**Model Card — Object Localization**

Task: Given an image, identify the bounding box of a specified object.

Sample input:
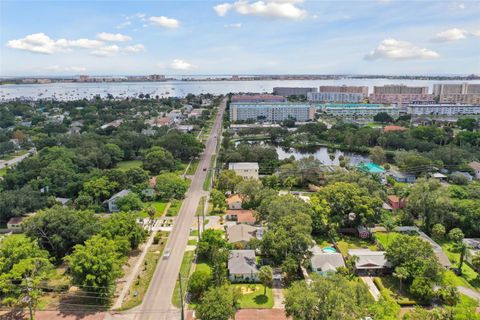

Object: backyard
[116,160,142,171]
[336,236,377,256]
[231,284,274,309]
[441,241,480,289]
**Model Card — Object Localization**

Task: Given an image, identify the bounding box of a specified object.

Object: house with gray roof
[226,224,263,246]
[228,250,259,282]
[107,189,131,212]
[348,249,392,276]
[310,247,345,275]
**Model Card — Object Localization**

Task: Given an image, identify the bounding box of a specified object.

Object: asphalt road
[131,99,226,320]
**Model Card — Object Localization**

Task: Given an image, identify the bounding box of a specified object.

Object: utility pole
[23,277,34,320]
[197,214,201,239]
[178,272,184,320]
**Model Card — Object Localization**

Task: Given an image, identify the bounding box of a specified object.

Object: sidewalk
[361,276,380,301]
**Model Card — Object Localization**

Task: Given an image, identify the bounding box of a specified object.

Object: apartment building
[373,85,428,94]
[273,87,317,96]
[433,83,480,104]
[369,93,434,105]
[407,104,480,116]
[319,85,368,96]
[307,92,365,103]
[230,102,315,122]
[231,94,287,103]
[318,103,399,119]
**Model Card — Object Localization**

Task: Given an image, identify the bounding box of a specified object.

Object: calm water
[2,79,480,101]
[276,146,370,166]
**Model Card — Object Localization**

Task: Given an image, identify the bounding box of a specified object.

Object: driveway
[458,286,480,301]
[361,277,380,301]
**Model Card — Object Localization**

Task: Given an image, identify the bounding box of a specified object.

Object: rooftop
[228,250,259,274]
[228,162,259,170]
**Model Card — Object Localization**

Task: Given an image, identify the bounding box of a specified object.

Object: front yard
[441,241,480,289]
[231,284,274,309]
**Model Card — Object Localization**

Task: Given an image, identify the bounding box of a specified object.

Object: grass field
[0,167,6,177]
[231,284,274,309]
[166,199,182,217]
[117,160,142,171]
[186,159,200,175]
[172,251,195,308]
[336,236,377,256]
[137,201,168,218]
[374,232,401,250]
[441,241,480,289]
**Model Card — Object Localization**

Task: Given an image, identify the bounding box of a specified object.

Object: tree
[114,192,143,212]
[393,266,408,292]
[448,228,464,243]
[142,146,176,175]
[259,266,273,295]
[431,224,446,241]
[65,235,123,297]
[209,189,226,212]
[215,170,242,193]
[188,269,212,301]
[83,176,118,203]
[235,179,263,208]
[196,285,239,320]
[198,229,230,263]
[456,118,477,131]
[374,112,394,123]
[285,275,372,320]
[436,285,460,306]
[145,206,156,221]
[100,212,147,253]
[369,146,386,164]
[409,277,435,303]
[23,207,100,261]
[157,131,204,161]
[155,172,189,200]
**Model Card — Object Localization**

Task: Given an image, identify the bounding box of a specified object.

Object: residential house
[469,162,480,180]
[452,171,473,182]
[432,172,447,181]
[388,170,416,183]
[228,162,259,180]
[189,108,207,118]
[348,249,392,276]
[55,197,71,207]
[225,210,256,225]
[227,194,243,210]
[310,246,345,275]
[226,224,263,246]
[100,119,123,130]
[7,217,25,231]
[175,125,194,133]
[107,189,131,213]
[228,250,259,282]
[387,195,405,210]
[463,238,480,266]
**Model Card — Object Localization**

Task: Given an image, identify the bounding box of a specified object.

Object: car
[163,249,171,259]
[203,167,207,171]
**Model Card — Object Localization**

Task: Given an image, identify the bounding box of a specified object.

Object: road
[0,148,35,169]
[126,99,225,320]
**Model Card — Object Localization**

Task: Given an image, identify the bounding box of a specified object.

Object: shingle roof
[226,224,258,243]
[228,250,259,274]
[311,252,345,271]
[226,210,256,224]
[348,249,391,269]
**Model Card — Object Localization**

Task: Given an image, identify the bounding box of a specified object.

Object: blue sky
[1,0,479,76]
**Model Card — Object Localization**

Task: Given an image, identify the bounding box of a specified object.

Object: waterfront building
[319,85,368,96]
[307,92,365,103]
[230,102,315,122]
[231,94,287,103]
[273,87,317,96]
[369,93,434,105]
[317,103,399,119]
[373,85,428,94]
[433,83,480,95]
[407,104,480,116]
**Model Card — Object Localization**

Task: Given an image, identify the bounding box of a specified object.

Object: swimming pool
[322,247,337,253]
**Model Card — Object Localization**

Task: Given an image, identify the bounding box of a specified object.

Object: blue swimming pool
[322,247,337,253]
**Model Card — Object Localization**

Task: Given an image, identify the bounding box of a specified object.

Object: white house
[228,162,259,180]
[228,250,259,282]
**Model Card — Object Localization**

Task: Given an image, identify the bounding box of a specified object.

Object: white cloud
[124,44,146,53]
[116,21,132,29]
[214,3,233,16]
[470,30,480,37]
[90,45,119,57]
[225,23,242,28]
[169,59,196,70]
[46,65,86,72]
[431,28,468,42]
[6,33,104,54]
[213,0,307,20]
[149,16,180,28]
[365,38,439,60]
[97,32,132,42]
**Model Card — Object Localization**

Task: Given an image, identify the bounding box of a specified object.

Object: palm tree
[458,243,467,275]
[393,266,408,292]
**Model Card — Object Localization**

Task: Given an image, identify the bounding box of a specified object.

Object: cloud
[213,0,307,20]
[124,44,146,53]
[97,32,131,42]
[149,16,180,28]
[365,38,439,60]
[116,21,132,29]
[169,59,196,70]
[431,28,468,42]
[6,33,103,54]
[472,30,480,37]
[225,23,242,28]
[46,65,86,72]
[90,45,119,57]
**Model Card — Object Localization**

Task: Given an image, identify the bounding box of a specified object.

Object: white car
[163,249,171,259]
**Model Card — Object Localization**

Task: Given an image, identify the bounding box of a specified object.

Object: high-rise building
[369,93,434,105]
[231,94,287,103]
[307,92,365,103]
[373,85,428,94]
[230,102,315,122]
[317,103,399,119]
[319,85,368,96]
[433,83,480,104]
[407,104,480,116]
[273,87,317,96]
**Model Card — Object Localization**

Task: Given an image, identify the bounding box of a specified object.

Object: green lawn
[117,160,142,171]
[186,159,200,175]
[231,284,274,309]
[336,236,377,256]
[441,241,480,289]
[166,199,182,217]
[375,276,418,304]
[137,201,168,218]
[0,167,6,177]
[195,262,212,274]
[374,232,401,250]
[172,251,195,308]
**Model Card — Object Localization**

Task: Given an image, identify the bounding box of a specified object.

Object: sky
[0,0,479,76]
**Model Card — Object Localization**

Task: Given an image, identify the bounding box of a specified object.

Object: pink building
[369,93,434,105]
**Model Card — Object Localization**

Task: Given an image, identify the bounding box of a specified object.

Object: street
[119,98,225,320]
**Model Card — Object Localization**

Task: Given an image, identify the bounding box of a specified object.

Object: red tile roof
[227,194,242,204]
[383,125,407,133]
[227,210,256,224]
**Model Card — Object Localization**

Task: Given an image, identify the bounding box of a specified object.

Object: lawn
[374,232,401,250]
[231,284,274,309]
[137,201,168,218]
[441,241,480,289]
[336,236,377,256]
[185,159,200,175]
[375,276,418,304]
[0,167,6,177]
[172,250,195,308]
[116,160,142,171]
[166,199,182,217]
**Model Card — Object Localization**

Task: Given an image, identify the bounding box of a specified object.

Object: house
[463,238,480,266]
[227,194,243,210]
[189,108,207,118]
[100,119,123,130]
[226,224,263,245]
[228,162,259,180]
[452,171,473,182]
[55,197,71,207]
[7,217,25,231]
[310,246,345,275]
[107,189,131,212]
[348,249,392,276]
[175,125,194,133]
[387,195,406,210]
[432,172,447,181]
[228,250,259,282]
[388,170,416,183]
[225,210,256,225]
[468,162,480,180]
